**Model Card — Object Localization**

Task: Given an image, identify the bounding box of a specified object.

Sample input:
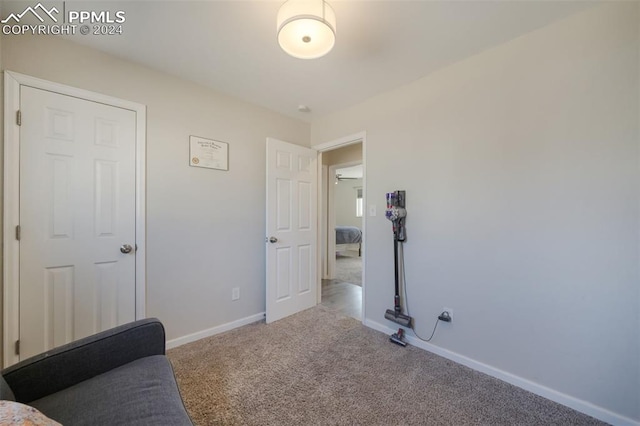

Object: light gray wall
[0,32,4,367]
[334,178,362,229]
[312,3,639,422]
[1,35,310,342]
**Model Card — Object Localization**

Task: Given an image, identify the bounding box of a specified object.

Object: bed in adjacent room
[335,226,362,256]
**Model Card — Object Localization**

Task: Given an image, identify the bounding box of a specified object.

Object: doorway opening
[318,142,363,320]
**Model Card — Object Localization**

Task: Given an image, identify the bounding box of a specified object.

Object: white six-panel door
[266,138,318,323]
[19,86,137,359]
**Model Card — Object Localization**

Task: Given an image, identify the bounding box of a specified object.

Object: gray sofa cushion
[30,355,191,426]
[3,318,166,404]
[0,376,15,401]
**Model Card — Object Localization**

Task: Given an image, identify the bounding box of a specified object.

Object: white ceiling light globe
[277,0,336,59]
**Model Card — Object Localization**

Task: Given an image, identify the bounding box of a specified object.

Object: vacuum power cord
[399,241,442,343]
[412,318,440,342]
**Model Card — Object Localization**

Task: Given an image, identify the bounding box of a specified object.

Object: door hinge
[15,340,20,355]
[15,225,21,241]
[16,110,21,126]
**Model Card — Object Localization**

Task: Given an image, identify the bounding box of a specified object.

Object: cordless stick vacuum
[384,191,412,346]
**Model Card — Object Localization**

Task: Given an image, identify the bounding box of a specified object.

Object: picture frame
[189,135,229,171]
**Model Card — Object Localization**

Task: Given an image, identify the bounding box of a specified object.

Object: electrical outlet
[442,307,453,321]
[232,287,240,301]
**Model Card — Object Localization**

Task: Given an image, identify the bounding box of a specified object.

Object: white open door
[266,138,318,323]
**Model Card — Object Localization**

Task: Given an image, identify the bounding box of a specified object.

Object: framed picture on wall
[189,135,229,171]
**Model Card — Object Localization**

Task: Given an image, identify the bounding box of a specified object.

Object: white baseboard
[364,319,639,426]
[166,312,265,350]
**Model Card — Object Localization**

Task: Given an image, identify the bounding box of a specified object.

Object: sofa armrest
[2,318,166,403]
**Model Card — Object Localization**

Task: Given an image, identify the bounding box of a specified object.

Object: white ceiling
[3,1,595,121]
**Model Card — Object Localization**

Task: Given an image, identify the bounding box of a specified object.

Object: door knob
[268,237,278,243]
[120,244,133,254]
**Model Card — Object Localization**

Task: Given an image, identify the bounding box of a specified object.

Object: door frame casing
[313,131,366,321]
[3,71,147,367]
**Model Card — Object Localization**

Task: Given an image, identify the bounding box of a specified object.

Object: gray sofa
[0,318,193,425]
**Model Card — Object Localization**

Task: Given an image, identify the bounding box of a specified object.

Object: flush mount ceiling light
[277,0,336,59]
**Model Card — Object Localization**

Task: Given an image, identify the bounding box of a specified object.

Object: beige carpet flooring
[168,306,606,426]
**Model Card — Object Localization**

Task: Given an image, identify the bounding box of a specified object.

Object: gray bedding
[336,226,362,245]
